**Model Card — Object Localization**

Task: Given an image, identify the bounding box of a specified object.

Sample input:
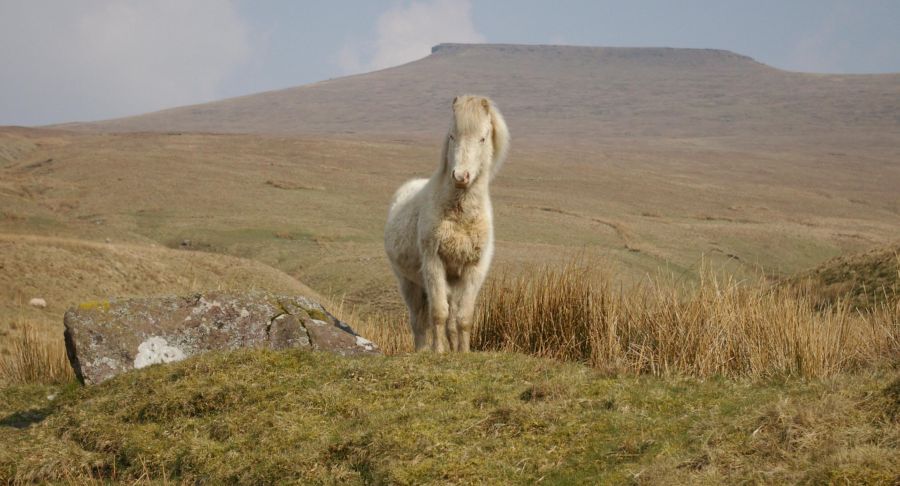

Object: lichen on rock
[133,337,186,369]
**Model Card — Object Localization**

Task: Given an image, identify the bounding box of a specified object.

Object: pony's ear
[488,100,510,180]
[481,98,490,112]
[452,96,458,109]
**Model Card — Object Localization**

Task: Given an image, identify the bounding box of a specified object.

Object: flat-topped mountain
[431,43,760,65]
[58,43,900,141]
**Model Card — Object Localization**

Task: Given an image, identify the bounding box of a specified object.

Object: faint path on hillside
[516,204,655,256]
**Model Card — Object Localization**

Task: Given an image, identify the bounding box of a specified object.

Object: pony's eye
[480,137,485,143]
[449,134,455,141]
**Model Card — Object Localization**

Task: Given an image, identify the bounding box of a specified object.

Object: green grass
[2,350,897,484]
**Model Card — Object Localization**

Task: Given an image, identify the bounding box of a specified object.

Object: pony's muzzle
[452,169,471,188]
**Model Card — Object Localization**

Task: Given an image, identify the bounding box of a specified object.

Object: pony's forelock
[449,95,510,179]
[452,95,492,135]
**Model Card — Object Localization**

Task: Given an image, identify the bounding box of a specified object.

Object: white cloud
[782,4,896,74]
[0,0,251,125]
[337,0,485,74]
[785,7,847,73]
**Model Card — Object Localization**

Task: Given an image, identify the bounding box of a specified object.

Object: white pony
[385,95,510,352]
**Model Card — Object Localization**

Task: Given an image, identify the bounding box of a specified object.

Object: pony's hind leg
[399,277,430,351]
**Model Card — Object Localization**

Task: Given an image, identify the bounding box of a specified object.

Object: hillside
[2,126,898,315]
[58,44,900,142]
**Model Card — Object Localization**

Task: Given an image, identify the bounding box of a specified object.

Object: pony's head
[442,95,510,189]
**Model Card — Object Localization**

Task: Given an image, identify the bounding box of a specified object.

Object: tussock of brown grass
[471,262,899,378]
[472,262,898,378]
[0,323,73,385]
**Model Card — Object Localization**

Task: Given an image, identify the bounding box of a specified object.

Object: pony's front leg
[422,255,450,353]
[446,284,462,352]
[454,267,487,352]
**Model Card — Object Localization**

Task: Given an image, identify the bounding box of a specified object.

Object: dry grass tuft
[0,322,73,385]
[329,300,413,355]
[472,262,899,378]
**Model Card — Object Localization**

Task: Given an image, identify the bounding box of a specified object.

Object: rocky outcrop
[64,291,379,384]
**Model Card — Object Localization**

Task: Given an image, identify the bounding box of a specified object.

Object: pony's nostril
[464,171,470,181]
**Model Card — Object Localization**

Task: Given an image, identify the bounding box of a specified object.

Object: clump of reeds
[0,322,74,385]
[471,262,899,378]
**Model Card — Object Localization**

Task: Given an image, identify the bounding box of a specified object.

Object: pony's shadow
[0,407,52,429]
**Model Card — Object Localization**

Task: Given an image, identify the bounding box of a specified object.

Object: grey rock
[64,291,379,384]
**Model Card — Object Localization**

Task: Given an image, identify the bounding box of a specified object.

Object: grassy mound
[2,350,898,484]
[787,242,900,311]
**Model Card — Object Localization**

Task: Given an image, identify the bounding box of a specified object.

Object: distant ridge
[57,43,900,141]
[430,43,760,64]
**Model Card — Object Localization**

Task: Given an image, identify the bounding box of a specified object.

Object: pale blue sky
[1,0,898,125]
